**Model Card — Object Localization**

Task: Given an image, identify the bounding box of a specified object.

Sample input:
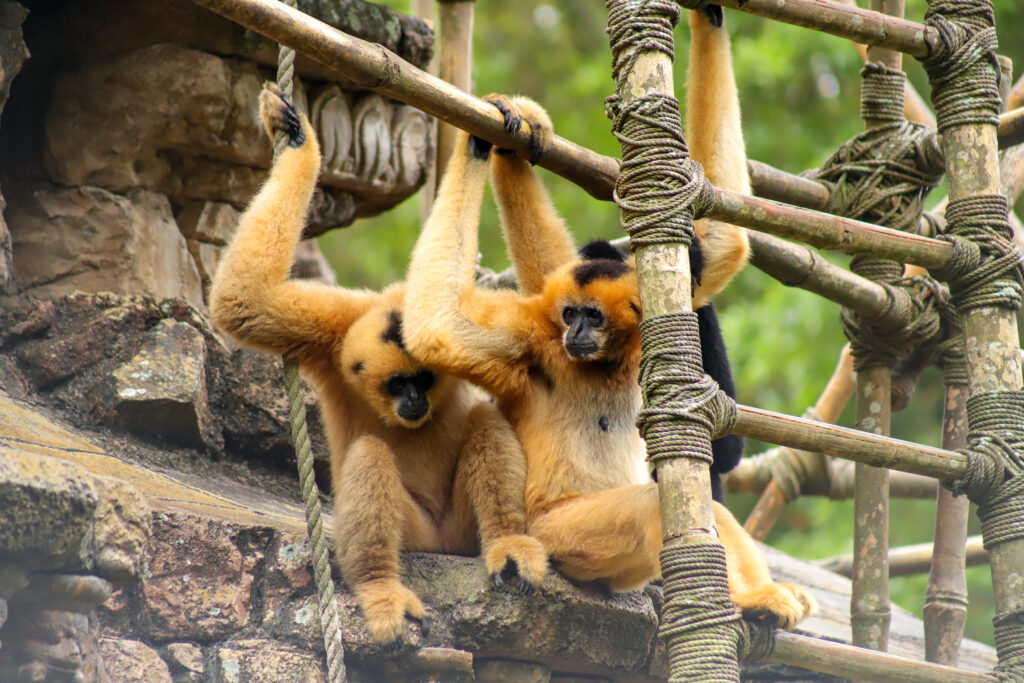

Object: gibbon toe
[778,581,818,622]
[258,83,306,148]
[482,94,522,137]
[356,579,427,646]
[485,534,548,592]
[732,582,813,631]
[481,94,553,164]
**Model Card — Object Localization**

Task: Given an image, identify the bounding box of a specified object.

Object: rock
[477,659,552,683]
[109,319,221,450]
[0,450,97,564]
[100,638,173,683]
[215,348,330,465]
[211,640,327,683]
[139,513,256,641]
[161,642,204,682]
[7,185,203,307]
[0,608,104,683]
[0,194,10,294]
[186,239,223,302]
[176,201,239,246]
[90,476,152,582]
[293,238,338,284]
[0,2,29,117]
[41,43,429,232]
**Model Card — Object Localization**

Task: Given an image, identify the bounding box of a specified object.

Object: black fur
[579,240,627,262]
[381,310,406,349]
[697,302,744,503]
[689,237,705,288]
[351,361,363,374]
[469,135,492,160]
[274,92,307,148]
[703,5,724,27]
[572,259,631,287]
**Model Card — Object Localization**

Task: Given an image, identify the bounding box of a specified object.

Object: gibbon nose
[398,385,429,421]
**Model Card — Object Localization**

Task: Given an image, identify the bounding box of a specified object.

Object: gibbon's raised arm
[686,9,751,308]
[209,96,376,361]
[403,131,534,398]
[487,96,577,295]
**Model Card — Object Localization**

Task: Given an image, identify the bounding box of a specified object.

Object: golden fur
[402,14,814,629]
[209,85,546,646]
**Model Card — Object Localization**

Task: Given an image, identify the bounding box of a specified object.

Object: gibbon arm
[488,96,577,295]
[686,9,751,308]
[209,97,376,361]
[403,131,534,399]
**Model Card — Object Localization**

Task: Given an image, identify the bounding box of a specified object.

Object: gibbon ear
[579,240,627,262]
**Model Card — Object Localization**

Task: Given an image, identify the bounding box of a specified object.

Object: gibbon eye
[583,307,604,326]
[562,307,579,324]
[384,374,407,397]
[412,369,435,392]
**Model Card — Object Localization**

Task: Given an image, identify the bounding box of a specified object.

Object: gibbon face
[542,249,642,364]
[340,305,452,428]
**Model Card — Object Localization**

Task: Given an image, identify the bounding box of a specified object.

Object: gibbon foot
[480,94,553,165]
[258,83,306,148]
[732,581,818,631]
[354,578,429,647]
[484,534,548,594]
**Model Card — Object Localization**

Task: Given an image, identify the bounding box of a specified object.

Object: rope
[273,4,346,679]
[284,358,347,682]
[604,3,749,678]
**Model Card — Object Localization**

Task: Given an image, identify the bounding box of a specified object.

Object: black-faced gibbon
[209,85,547,647]
[401,11,815,628]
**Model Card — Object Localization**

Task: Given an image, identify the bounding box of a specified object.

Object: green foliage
[319,0,1024,649]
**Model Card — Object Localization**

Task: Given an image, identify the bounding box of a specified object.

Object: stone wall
[0,0,433,309]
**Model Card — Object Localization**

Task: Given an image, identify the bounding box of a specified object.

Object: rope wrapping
[807,61,946,371]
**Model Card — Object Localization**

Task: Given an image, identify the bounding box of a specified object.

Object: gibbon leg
[446,403,548,590]
[527,483,663,591]
[333,434,435,646]
[715,501,818,630]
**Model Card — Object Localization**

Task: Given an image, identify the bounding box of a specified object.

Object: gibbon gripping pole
[273,4,346,680]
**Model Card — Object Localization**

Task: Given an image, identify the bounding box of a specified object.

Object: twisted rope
[273,4,345,679]
[284,359,346,682]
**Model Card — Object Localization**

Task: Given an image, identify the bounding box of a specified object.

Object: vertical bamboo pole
[606,3,734,680]
[435,0,474,184]
[923,1,1024,674]
[925,377,970,665]
[849,0,901,656]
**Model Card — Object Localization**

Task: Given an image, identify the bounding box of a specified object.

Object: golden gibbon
[401,11,815,628]
[209,84,547,647]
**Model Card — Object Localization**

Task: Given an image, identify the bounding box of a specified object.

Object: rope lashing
[919,0,1002,134]
[637,313,737,467]
[806,61,946,371]
[272,2,346,680]
[930,195,1024,312]
[945,391,1024,682]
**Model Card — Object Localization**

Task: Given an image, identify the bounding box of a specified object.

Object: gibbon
[209,85,547,647]
[402,11,815,628]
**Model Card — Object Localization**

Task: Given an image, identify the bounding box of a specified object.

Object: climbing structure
[184,0,1021,680]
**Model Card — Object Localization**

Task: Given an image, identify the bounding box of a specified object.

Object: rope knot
[931,195,1024,312]
[636,313,737,467]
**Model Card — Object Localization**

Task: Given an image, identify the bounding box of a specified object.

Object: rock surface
[0,2,29,294]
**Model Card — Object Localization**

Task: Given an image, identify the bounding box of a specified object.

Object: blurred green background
[320,1,1024,648]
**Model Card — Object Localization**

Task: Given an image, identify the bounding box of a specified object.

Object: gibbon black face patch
[572,259,631,287]
[381,311,406,350]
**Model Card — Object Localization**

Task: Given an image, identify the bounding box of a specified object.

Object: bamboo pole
[716,0,936,58]
[730,406,969,480]
[728,458,937,499]
[435,0,474,184]
[1011,75,1024,113]
[924,4,1024,673]
[410,0,437,224]
[849,1,902,654]
[770,632,996,682]
[999,107,1024,150]
[818,535,987,578]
